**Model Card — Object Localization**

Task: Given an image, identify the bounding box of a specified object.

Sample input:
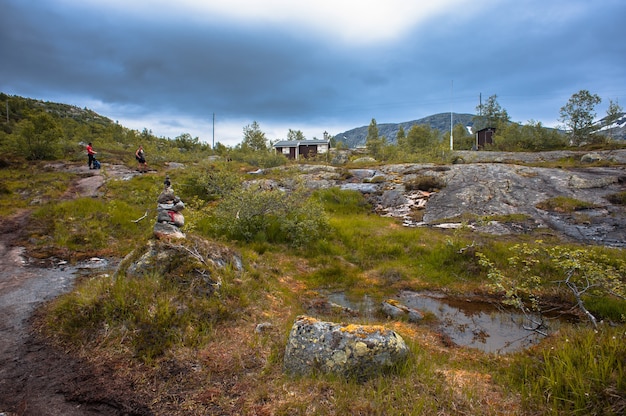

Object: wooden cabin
[273,139,331,160]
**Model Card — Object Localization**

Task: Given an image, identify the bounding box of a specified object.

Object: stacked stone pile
[153,176,186,240]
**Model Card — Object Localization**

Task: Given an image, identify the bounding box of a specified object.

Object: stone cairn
[153,175,186,240]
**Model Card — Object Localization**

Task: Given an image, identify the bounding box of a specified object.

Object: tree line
[1,90,623,167]
[362,89,624,161]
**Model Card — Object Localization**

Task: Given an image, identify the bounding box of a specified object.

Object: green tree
[494,120,566,151]
[559,89,601,146]
[241,121,268,152]
[473,94,510,131]
[366,118,379,142]
[287,129,305,141]
[15,110,64,160]
[366,136,388,160]
[174,133,200,150]
[395,126,406,144]
[604,99,623,140]
[447,123,473,150]
[403,124,440,152]
[365,118,388,160]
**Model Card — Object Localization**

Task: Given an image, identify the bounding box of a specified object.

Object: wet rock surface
[0,164,152,415]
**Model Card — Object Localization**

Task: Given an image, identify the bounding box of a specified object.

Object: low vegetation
[1,94,625,414]
[26,159,625,414]
[536,196,598,213]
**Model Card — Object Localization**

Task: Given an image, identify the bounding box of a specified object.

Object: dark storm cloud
[2,0,625,143]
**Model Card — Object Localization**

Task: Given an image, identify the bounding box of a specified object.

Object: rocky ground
[0,164,152,416]
[0,150,625,415]
[296,149,626,247]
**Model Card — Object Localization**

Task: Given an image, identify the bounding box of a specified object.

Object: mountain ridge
[332,111,626,148]
[332,113,475,148]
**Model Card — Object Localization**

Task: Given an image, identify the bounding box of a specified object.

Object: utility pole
[450,80,454,150]
[212,112,215,149]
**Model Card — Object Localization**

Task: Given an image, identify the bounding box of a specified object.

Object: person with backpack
[135,145,148,173]
[86,142,97,169]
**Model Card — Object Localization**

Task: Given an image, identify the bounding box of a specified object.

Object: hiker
[86,142,97,169]
[135,145,148,173]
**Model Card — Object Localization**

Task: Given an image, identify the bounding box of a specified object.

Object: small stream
[324,290,565,354]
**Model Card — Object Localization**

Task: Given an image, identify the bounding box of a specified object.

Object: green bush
[210,186,329,247]
[182,163,242,201]
[228,148,288,168]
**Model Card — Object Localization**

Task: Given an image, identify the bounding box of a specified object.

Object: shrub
[210,186,329,247]
[478,242,626,329]
[183,163,241,201]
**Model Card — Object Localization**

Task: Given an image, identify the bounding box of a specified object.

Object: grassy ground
[3,157,625,415]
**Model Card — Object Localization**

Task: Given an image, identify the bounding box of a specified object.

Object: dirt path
[0,164,151,416]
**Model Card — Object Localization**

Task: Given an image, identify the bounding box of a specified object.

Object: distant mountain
[333,113,475,148]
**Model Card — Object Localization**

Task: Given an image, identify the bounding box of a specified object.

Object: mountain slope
[333,113,475,148]
[0,93,113,126]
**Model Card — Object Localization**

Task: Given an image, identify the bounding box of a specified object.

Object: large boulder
[117,237,242,294]
[283,315,409,379]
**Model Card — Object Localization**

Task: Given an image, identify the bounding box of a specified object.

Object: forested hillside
[0,93,218,164]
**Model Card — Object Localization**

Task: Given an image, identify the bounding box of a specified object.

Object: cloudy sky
[2,0,625,146]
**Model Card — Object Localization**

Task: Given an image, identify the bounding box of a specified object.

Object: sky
[2,0,625,147]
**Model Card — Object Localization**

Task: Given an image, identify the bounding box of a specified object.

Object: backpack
[93,159,101,169]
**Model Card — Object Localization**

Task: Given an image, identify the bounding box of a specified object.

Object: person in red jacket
[86,142,96,169]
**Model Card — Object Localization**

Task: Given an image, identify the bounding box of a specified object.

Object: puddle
[323,290,563,354]
[397,291,553,354]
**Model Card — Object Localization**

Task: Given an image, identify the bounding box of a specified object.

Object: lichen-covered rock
[283,315,409,379]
